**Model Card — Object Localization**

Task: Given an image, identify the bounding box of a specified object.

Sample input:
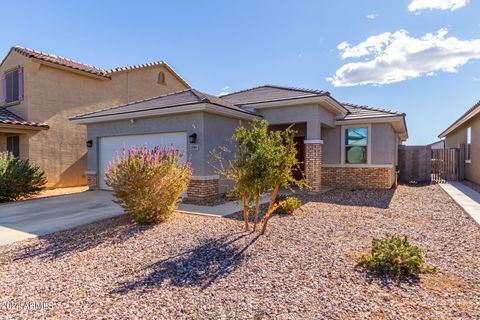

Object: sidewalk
[439,182,480,224]
[177,187,332,217]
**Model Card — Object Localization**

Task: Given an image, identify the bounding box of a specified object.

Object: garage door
[98,132,187,190]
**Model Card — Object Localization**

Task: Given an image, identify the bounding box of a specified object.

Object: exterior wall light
[189,133,197,144]
[86,140,93,148]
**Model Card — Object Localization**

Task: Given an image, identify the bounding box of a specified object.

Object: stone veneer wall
[187,178,219,198]
[322,166,396,189]
[305,142,322,193]
[86,173,97,190]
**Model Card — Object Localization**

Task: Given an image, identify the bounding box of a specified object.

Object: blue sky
[1,0,479,144]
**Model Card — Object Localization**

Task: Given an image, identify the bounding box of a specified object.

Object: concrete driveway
[0,191,123,245]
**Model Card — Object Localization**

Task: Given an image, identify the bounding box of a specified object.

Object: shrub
[105,145,192,224]
[0,151,46,202]
[275,196,301,215]
[356,236,436,280]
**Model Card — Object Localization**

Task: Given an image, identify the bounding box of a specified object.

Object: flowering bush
[0,151,46,202]
[105,145,192,224]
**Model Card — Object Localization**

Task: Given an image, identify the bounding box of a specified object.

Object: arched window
[157,71,166,85]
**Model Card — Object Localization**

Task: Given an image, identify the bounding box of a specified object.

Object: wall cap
[304,139,324,144]
[323,164,395,168]
[191,175,220,180]
[85,171,97,175]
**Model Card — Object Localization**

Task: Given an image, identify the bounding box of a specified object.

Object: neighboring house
[428,140,445,150]
[439,100,480,184]
[0,46,189,188]
[71,85,408,197]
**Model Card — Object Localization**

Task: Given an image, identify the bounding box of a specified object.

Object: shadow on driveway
[13,215,153,261]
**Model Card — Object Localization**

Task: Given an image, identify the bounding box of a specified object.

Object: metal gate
[431,148,460,183]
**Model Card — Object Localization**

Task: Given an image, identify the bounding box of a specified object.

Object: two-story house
[0,46,189,188]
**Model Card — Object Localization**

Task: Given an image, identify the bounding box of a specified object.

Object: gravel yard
[0,185,479,319]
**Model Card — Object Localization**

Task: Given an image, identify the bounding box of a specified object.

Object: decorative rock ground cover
[0,185,479,319]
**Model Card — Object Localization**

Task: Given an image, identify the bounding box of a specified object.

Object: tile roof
[340,103,404,121]
[0,108,49,128]
[220,85,329,105]
[12,46,109,78]
[7,47,190,87]
[439,100,480,137]
[71,89,256,120]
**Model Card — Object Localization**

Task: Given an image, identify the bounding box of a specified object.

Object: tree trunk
[261,131,296,235]
[242,192,249,231]
[260,184,280,234]
[253,193,260,231]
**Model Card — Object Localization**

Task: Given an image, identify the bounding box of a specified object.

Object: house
[428,140,445,150]
[439,100,480,184]
[0,46,190,188]
[71,85,408,197]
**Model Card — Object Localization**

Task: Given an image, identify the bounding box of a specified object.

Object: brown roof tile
[7,47,190,87]
[12,46,109,78]
[0,108,49,128]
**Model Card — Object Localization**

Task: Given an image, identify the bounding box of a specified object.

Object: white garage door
[98,132,187,190]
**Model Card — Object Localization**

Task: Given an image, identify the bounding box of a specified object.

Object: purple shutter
[18,67,24,100]
[1,73,5,104]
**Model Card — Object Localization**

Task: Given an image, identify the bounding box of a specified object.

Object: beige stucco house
[0,46,189,188]
[439,100,480,184]
[71,85,408,197]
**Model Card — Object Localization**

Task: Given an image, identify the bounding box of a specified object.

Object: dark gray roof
[71,89,255,120]
[0,107,48,128]
[340,103,404,121]
[220,85,329,105]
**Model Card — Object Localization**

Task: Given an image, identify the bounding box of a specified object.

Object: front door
[292,136,305,180]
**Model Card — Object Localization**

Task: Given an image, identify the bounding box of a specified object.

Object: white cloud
[328,29,480,87]
[219,91,229,96]
[366,14,376,19]
[221,85,229,90]
[408,0,469,12]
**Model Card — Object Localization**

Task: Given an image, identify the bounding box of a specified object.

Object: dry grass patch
[421,273,469,292]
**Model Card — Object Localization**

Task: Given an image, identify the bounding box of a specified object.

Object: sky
[1,0,479,145]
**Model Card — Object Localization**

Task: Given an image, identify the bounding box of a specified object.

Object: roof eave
[336,115,408,141]
[236,95,348,115]
[0,123,49,131]
[439,105,480,138]
[71,102,257,125]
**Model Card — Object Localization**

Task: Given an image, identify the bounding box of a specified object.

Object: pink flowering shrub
[105,145,192,224]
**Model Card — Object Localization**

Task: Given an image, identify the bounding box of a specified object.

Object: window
[157,71,166,85]
[6,136,19,158]
[466,127,472,162]
[2,67,23,104]
[345,127,368,164]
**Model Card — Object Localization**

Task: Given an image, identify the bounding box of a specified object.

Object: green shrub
[105,145,192,224]
[357,236,436,279]
[0,151,46,202]
[275,196,301,215]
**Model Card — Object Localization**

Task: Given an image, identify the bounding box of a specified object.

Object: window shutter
[18,67,24,100]
[1,73,5,105]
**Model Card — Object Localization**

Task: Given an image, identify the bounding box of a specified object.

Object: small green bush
[105,145,192,224]
[0,151,46,202]
[275,196,301,215]
[357,236,436,279]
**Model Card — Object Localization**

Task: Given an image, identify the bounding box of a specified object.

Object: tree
[211,119,304,233]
